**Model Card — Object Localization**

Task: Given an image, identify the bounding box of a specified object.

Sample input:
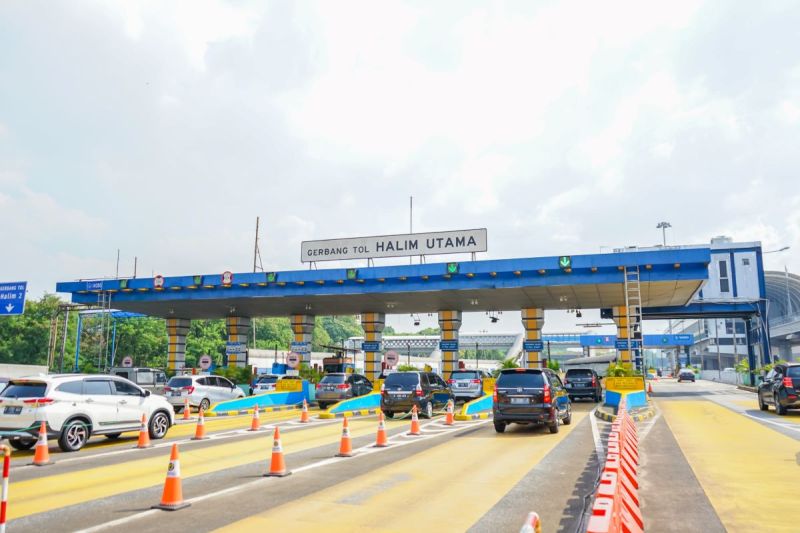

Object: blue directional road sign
[439,340,459,351]
[225,342,247,355]
[523,340,544,352]
[580,335,615,347]
[0,281,27,316]
[615,339,642,350]
[361,341,381,352]
[290,341,311,354]
[642,334,694,346]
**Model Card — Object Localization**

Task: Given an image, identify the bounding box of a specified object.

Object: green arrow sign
[446,262,459,274]
[558,256,572,269]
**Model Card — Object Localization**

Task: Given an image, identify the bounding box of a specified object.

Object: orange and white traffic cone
[374,411,389,448]
[249,406,261,431]
[152,443,190,510]
[29,421,53,466]
[647,382,653,395]
[191,408,208,440]
[264,426,291,477]
[408,405,421,436]
[299,400,310,423]
[444,399,455,426]
[336,416,354,457]
[134,413,152,448]
[182,398,191,421]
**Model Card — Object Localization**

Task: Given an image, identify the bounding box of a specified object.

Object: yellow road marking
[218,412,587,532]
[660,400,798,532]
[8,416,373,520]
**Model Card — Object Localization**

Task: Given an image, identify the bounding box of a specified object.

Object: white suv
[0,374,175,452]
[165,374,245,412]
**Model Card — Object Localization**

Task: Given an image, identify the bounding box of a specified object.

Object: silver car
[165,375,244,412]
[447,369,489,401]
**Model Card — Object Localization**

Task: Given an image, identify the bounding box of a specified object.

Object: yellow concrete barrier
[276,379,303,392]
[372,378,384,393]
[482,377,496,395]
[605,376,645,392]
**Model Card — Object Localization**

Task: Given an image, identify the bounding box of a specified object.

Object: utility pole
[409,196,413,265]
[115,249,120,278]
[59,307,70,373]
[253,216,263,272]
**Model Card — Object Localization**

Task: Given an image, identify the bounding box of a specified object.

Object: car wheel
[548,410,560,434]
[8,438,35,451]
[758,393,768,411]
[776,397,788,416]
[199,398,210,412]
[318,402,328,410]
[383,411,394,419]
[595,392,602,403]
[424,401,434,419]
[59,419,90,452]
[149,411,170,439]
[104,433,122,440]
[494,421,506,433]
[563,405,572,425]
[174,406,184,414]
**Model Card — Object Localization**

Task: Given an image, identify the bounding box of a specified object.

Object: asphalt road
[6,379,798,532]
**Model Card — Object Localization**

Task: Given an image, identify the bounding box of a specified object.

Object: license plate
[510,397,528,404]
[388,391,408,396]
[325,387,336,391]
[458,383,469,388]
[171,391,182,397]
[3,406,22,415]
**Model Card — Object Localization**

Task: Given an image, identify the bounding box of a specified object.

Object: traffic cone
[152,443,190,511]
[249,406,261,431]
[299,400,310,423]
[264,426,291,477]
[408,405,421,436]
[134,413,152,448]
[336,416,354,457]
[374,411,389,448]
[191,408,208,440]
[182,398,191,421]
[647,382,653,395]
[29,421,53,466]
[444,399,455,426]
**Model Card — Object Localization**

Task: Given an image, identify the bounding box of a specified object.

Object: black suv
[493,368,571,434]
[564,368,602,402]
[758,363,800,416]
[380,371,454,419]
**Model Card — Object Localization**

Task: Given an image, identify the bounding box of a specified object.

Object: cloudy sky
[1,1,798,333]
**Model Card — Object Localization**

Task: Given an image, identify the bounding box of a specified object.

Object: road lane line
[589,407,604,462]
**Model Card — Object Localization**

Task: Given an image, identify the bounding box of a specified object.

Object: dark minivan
[564,368,602,402]
[493,368,571,434]
[758,363,800,415]
[316,373,373,409]
[380,371,454,419]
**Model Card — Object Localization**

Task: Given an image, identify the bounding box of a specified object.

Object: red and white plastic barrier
[587,398,644,533]
[519,511,542,533]
[0,444,10,533]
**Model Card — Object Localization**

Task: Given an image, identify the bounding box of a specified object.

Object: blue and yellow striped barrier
[318,392,382,419]
[454,393,493,421]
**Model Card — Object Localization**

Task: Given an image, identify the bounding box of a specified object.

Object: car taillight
[23,398,54,406]
[336,384,350,390]
[415,385,423,397]
[447,379,455,384]
[471,379,481,384]
[316,384,322,390]
[164,386,172,392]
[783,377,793,388]
[591,376,597,387]
[183,386,195,394]
[380,383,385,392]
[492,387,497,402]
[543,384,551,404]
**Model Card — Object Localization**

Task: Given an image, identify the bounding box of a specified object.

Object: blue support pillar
[73,314,83,372]
[746,317,756,386]
[109,319,117,368]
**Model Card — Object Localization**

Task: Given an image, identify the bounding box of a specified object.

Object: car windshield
[384,373,420,388]
[680,370,693,375]
[566,369,593,377]
[450,371,479,380]
[496,372,544,388]
[786,367,800,378]
[256,376,278,384]
[0,382,47,398]
[320,375,347,383]
[167,377,193,387]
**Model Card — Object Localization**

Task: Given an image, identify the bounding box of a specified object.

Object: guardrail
[587,398,644,533]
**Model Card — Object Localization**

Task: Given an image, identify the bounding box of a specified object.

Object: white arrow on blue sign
[0,281,27,316]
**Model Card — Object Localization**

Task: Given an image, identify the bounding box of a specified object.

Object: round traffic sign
[153,275,164,289]
[121,356,133,368]
[286,352,301,369]
[199,354,212,370]
[384,350,399,367]
[221,271,233,286]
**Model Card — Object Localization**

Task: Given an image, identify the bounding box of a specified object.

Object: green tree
[113,317,167,367]
[0,293,62,366]
[318,316,364,345]
[417,327,440,335]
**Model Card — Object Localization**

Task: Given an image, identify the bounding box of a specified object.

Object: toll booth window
[114,371,130,379]
[137,370,155,385]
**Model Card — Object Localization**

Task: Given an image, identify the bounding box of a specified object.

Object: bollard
[0,444,10,533]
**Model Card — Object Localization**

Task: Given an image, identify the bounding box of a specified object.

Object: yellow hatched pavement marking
[660,400,798,533]
[217,412,587,532]
[8,417,374,520]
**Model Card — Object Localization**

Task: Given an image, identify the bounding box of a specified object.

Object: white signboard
[121,356,133,368]
[384,350,399,367]
[199,355,212,370]
[286,352,301,369]
[301,228,487,263]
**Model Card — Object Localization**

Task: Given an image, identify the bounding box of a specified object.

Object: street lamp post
[475,341,479,371]
[406,342,411,367]
[656,221,671,246]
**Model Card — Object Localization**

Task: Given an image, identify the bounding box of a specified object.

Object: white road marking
[75,419,489,533]
[589,407,605,462]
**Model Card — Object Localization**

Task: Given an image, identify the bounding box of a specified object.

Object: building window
[725,320,734,335]
[719,260,730,293]
[735,321,746,334]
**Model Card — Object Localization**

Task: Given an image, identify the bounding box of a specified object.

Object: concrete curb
[206,404,304,417]
[594,404,656,423]
[736,385,757,393]
[454,412,492,421]
[318,408,380,420]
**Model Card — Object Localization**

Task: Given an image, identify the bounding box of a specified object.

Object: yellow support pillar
[612,306,633,369]
[290,314,315,366]
[521,308,545,369]
[225,317,251,368]
[438,310,462,380]
[166,318,190,370]
[361,312,385,382]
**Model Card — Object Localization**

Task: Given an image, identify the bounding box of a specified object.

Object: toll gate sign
[0,281,27,316]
